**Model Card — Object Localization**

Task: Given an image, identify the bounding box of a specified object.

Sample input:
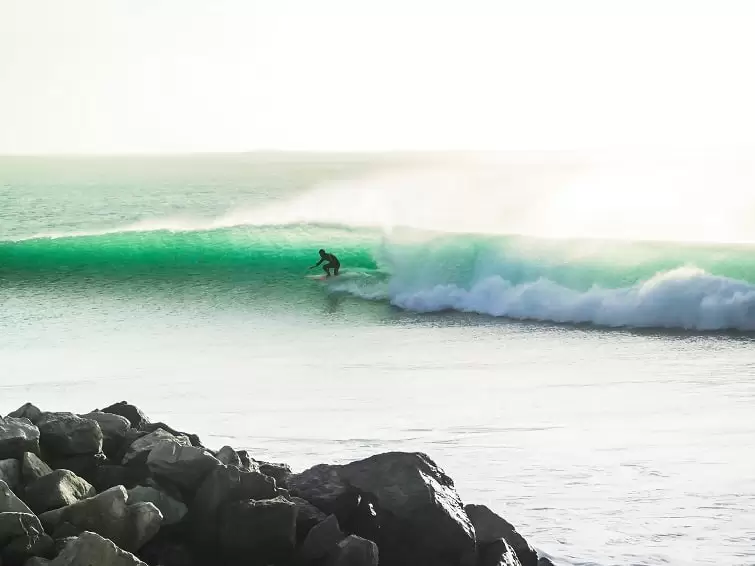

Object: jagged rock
[48,531,148,566]
[121,430,189,467]
[21,453,53,485]
[537,557,555,566]
[0,480,32,514]
[191,465,278,547]
[235,450,257,471]
[0,459,21,491]
[0,512,53,566]
[127,486,187,526]
[98,403,150,431]
[217,496,297,563]
[0,418,40,460]
[465,505,537,566]
[6,404,43,425]
[146,442,220,491]
[328,535,379,566]
[23,470,96,514]
[80,413,130,458]
[288,496,328,542]
[215,446,241,468]
[300,514,344,563]
[90,465,143,493]
[258,460,292,487]
[47,453,106,485]
[289,452,475,566]
[139,424,200,449]
[479,539,522,566]
[36,414,102,457]
[39,486,162,553]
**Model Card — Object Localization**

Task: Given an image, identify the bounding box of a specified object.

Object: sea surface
[1,153,754,566]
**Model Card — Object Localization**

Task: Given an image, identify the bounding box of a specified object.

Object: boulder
[0,418,40,460]
[300,514,344,563]
[90,465,143,493]
[215,446,241,468]
[190,465,278,548]
[51,522,83,540]
[39,486,162,553]
[328,535,379,566]
[258,460,292,487]
[24,558,52,566]
[217,496,297,563]
[121,430,189,467]
[0,480,32,514]
[465,505,537,566]
[48,531,148,566]
[98,403,150,431]
[479,539,522,566]
[23,470,96,514]
[0,459,21,491]
[0,512,53,566]
[80,413,130,458]
[136,536,195,566]
[127,487,187,526]
[146,442,220,491]
[138,424,201,449]
[537,558,555,566]
[36,414,102,457]
[288,496,328,542]
[21,453,53,485]
[289,452,475,566]
[6,404,43,425]
[46,453,106,484]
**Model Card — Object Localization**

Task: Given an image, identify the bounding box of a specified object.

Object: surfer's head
[318,249,326,257]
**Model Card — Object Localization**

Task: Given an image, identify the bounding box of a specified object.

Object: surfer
[310,249,340,277]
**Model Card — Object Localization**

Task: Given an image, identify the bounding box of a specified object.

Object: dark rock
[21,453,53,486]
[0,480,33,514]
[0,459,21,491]
[289,452,475,566]
[99,402,150,431]
[80,413,130,459]
[288,496,328,542]
[51,522,83,540]
[47,453,107,484]
[0,512,53,566]
[127,486,187,526]
[190,465,278,548]
[536,557,555,566]
[6,404,43,425]
[39,486,162,553]
[90,465,143,493]
[215,446,241,468]
[0,418,41,460]
[139,424,201,449]
[258,460,292,487]
[235,450,256,471]
[52,537,77,555]
[47,531,148,565]
[121,430,189,467]
[24,557,52,566]
[217,496,297,563]
[36,414,102,457]
[327,535,378,566]
[465,505,537,566]
[479,539,522,566]
[23,470,96,514]
[146,442,220,491]
[300,514,344,564]
[137,536,195,566]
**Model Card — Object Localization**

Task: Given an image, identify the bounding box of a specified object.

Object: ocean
[1,153,754,566]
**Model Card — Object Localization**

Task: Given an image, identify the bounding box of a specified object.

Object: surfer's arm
[310,258,325,268]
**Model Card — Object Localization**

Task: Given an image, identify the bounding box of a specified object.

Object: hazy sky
[1,0,754,153]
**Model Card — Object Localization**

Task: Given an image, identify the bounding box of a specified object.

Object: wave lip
[378,267,755,331]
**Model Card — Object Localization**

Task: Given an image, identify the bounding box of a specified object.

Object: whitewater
[1,154,754,565]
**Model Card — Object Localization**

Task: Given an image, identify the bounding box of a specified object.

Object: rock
[537,558,555,566]
[139,424,201,449]
[48,531,148,566]
[80,413,130,458]
[465,505,537,566]
[6,404,43,425]
[21,453,53,485]
[51,522,83,540]
[0,480,32,514]
[0,418,40,460]
[136,537,195,566]
[217,496,297,563]
[235,450,257,471]
[328,535,379,566]
[127,486,187,526]
[190,465,278,548]
[90,465,143,493]
[215,446,241,468]
[146,442,220,491]
[300,514,344,563]
[121,430,189,467]
[36,414,102,457]
[39,486,162,553]
[98,402,150,431]
[24,558,52,566]
[289,452,475,566]
[0,512,53,566]
[258,460,292,487]
[47,453,107,484]
[479,539,522,566]
[0,459,21,491]
[52,537,77,555]
[23,470,96,514]
[288,496,328,542]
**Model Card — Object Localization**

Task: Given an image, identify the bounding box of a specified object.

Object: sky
[1,0,755,154]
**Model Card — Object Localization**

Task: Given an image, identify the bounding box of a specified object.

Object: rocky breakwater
[0,401,556,566]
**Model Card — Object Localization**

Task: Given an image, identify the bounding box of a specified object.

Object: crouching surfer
[310,249,340,277]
